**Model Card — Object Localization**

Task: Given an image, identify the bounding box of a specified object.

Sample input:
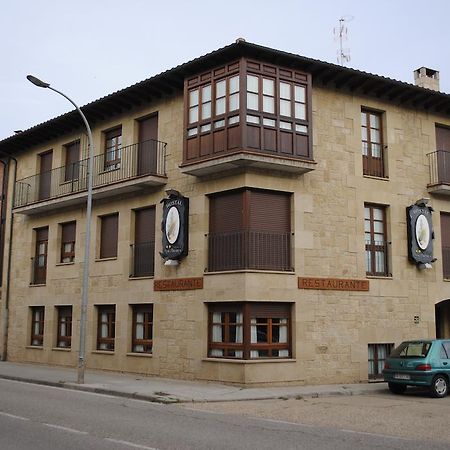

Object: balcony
[427,150,450,195]
[207,230,292,272]
[130,241,155,278]
[14,139,167,215]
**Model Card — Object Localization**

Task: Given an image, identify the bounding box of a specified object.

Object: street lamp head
[26,75,50,88]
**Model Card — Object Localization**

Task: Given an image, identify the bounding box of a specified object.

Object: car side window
[442,342,450,359]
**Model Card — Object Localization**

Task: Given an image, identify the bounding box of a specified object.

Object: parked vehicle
[383,339,450,398]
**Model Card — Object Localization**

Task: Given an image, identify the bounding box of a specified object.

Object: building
[0,40,450,385]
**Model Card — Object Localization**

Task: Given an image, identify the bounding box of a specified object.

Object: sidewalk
[0,361,387,404]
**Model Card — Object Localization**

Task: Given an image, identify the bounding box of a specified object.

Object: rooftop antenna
[334,15,354,66]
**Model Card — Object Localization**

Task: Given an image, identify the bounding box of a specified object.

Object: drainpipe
[1,156,17,361]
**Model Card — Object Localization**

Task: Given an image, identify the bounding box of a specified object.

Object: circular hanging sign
[415,214,430,251]
[165,206,180,244]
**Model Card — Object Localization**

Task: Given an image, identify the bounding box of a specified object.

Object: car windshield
[390,341,432,358]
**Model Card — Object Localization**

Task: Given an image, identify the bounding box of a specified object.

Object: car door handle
[444,362,448,365]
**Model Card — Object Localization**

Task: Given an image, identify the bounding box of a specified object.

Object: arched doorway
[435,299,450,338]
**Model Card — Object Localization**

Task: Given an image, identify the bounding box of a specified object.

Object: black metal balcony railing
[427,150,450,186]
[130,241,155,278]
[443,246,450,279]
[208,230,292,272]
[14,139,167,208]
[30,257,46,285]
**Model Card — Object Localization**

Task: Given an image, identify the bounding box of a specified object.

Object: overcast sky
[1,0,449,140]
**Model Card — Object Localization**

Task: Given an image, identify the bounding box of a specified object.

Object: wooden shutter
[62,222,76,244]
[248,190,290,232]
[441,213,450,278]
[209,190,243,233]
[250,302,291,318]
[135,207,155,244]
[100,214,118,258]
[36,227,48,242]
[65,141,80,181]
[436,126,450,151]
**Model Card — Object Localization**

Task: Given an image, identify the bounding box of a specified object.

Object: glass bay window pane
[202,85,211,102]
[263,96,274,113]
[280,82,291,99]
[263,78,274,95]
[216,97,225,115]
[295,103,306,120]
[280,99,291,116]
[229,75,239,93]
[189,89,198,106]
[247,92,258,110]
[295,85,305,102]
[229,93,239,111]
[247,75,258,93]
[216,80,226,98]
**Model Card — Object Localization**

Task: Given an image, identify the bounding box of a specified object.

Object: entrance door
[138,115,158,175]
[39,151,53,200]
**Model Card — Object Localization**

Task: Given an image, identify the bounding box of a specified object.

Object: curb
[0,373,387,404]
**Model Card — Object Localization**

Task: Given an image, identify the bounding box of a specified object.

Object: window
[187,74,240,135]
[441,213,450,279]
[208,303,291,360]
[30,306,44,346]
[60,221,76,263]
[97,305,115,351]
[64,140,80,182]
[104,127,122,170]
[131,304,153,353]
[56,306,72,348]
[131,207,155,277]
[208,189,291,272]
[99,213,118,259]
[365,204,389,276]
[361,109,385,177]
[32,227,48,285]
[368,343,393,380]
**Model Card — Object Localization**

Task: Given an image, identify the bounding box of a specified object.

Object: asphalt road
[0,378,447,450]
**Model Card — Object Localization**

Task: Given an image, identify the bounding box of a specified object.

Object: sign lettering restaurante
[298,277,369,291]
[154,277,203,291]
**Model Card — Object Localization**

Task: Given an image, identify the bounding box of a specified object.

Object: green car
[383,339,450,398]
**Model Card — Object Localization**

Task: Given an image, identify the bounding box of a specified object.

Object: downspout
[1,156,17,361]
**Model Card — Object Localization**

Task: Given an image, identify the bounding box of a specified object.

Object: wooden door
[138,115,158,175]
[39,151,53,200]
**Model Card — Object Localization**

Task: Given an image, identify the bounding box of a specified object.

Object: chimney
[414,67,440,91]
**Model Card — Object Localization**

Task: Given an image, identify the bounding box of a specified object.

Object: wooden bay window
[208,302,291,359]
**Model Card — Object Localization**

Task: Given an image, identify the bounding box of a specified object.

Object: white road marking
[42,423,88,435]
[104,438,159,450]
[340,429,412,441]
[0,411,30,421]
[260,417,316,427]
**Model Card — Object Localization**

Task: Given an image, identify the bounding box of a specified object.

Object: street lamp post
[27,75,93,384]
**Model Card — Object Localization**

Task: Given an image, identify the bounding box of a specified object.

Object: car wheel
[388,382,406,394]
[430,375,448,398]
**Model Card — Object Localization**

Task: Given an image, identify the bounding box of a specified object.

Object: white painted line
[340,429,412,441]
[0,411,30,421]
[260,418,316,427]
[104,438,159,450]
[42,423,88,435]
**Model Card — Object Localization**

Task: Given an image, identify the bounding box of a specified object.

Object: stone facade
[1,43,450,386]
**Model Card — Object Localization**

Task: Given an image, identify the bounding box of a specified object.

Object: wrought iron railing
[130,241,155,277]
[208,230,292,272]
[14,139,167,208]
[30,257,46,285]
[427,150,450,186]
[443,246,450,280]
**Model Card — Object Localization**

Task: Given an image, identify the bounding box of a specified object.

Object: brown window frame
[56,306,72,348]
[361,109,385,178]
[97,305,115,351]
[368,343,394,380]
[131,304,153,353]
[30,306,45,346]
[208,302,291,360]
[32,227,48,285]
[60,221,76,263]
[365,204,389,276]
[104,127,122,171]
[99,213,119,259]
